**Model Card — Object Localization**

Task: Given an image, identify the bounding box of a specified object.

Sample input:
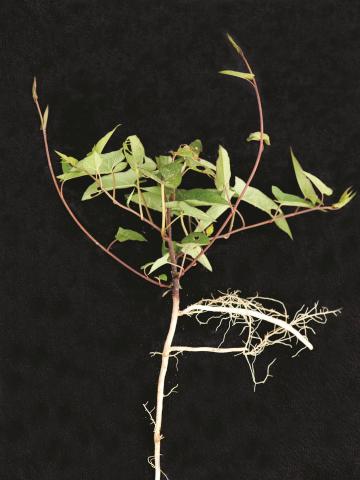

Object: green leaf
[58,170,88,181]
[159,162,183,189]
[195,191,234,232]
[176,145,195,160]
[76,151,112,173]
[198,158,216,171]
[196,204,229,231]
[149,253,170,274]
[246,131,271,146]
[56,151,82,180]
[98,150,126,171]
[155,273,168,282]
[55,150,78,167]
[139,168,162,184]
[82,169,137,200]
[156,155,172,169]
[93,151,102,171]
[233,177,278,214]
[290,148,319,204]
[174,145,199,170]
[142,156,157,171]
[181,232,210,246]
[205,224,214,236]
[189,139,203,154]
[303,171,333,196]
[180,244,212,271]
[142,186,162,194]
[197,253,212,271]
[61,161,72,174]
[215,145,231,192]
[176,189,228,207]
[129,190,163,212]
[272,186,313,208]
[274,217,293,240]
[93,125,120,153]
[175,140,202,168]
[166,201,215,222]
[115,227,147,243]
[219,70,254,80]
[332,187,356,209]
[186,158,216,176]
[58,149,127,181]
[123,135,145,170]
[233,177,292,239]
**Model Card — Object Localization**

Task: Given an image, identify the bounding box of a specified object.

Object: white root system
[177,290,341,387]
[146,290,340,478]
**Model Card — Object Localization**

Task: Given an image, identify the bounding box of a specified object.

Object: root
[147,456,170,480]
[143,402,156,426]
[179,290,340,386]
[164,384,179,398]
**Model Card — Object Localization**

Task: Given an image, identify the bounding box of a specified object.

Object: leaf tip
[332,187,357,209]
[32,77,38,101]
[226,32,244,56]
[41,105,49,130]
[246,131,271,146]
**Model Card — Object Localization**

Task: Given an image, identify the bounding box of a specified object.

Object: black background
[1,1,359,479]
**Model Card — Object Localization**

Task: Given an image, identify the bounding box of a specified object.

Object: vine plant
[33,34,354,479]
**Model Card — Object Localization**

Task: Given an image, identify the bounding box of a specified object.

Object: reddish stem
[216,205,332,239]
[180,51,265,278]
[33,96,170,289]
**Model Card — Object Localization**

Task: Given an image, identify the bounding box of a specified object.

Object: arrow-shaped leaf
[123,135,145,170]
[115,227,147,243]
[149,253,170,274]
[93,125,120,154]
[290,148,319,204]
[181,232,210,246]
[233,177,293,238]
[219,70,254,80]
[215,145,231,192]
[180,244,212,271]
[82,169,137,200]
[166,201,215,222]
[303,171,333,196]
[272,186,313,208]
[176,189,229,207]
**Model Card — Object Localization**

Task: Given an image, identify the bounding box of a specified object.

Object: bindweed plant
[33,34,354,479]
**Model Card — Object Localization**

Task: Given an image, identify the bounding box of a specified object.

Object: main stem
[153,279,180,479]
[153,201,180,479]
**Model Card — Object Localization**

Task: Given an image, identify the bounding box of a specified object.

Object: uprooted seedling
[33,33,355,480]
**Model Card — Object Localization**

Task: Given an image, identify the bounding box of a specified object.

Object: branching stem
[216,205,332,239]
